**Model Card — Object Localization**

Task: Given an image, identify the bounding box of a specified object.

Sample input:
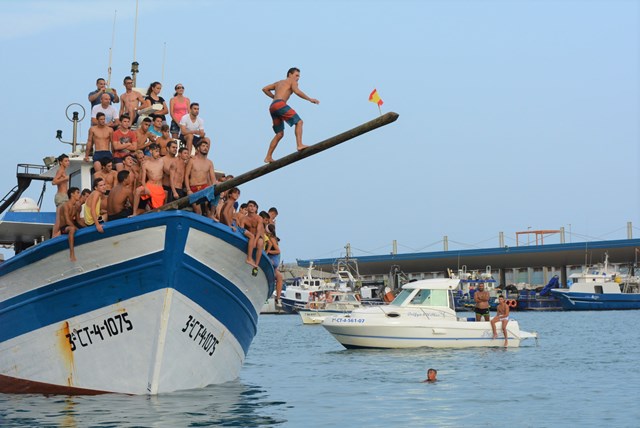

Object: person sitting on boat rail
[237,200,264,270]
[265,223,283,306]
[88,77,119,109]
[107,170,134,221]
[84,178,108,233]
[474,283,491,322]
[220,187,241,232]
[52,154,70,207]
[491,295,510,347]
[75,188,91,229]
[57,187,81,262]
[85,112,114,173]
[132,143,166,215]
[185,139,217,217]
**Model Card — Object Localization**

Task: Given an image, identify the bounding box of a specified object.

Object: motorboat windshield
[390,288,452,308]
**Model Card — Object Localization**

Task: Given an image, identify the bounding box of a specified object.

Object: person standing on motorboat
[491,295,510,347]
[474,283,491,321]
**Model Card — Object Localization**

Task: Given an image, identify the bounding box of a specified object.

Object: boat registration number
[181,314,220,357]
[331,317,365,323]
[65,312,133,351]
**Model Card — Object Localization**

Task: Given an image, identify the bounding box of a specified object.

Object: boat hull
[550,290,640,310]
[0,211,274,394]
[322,312,535,349]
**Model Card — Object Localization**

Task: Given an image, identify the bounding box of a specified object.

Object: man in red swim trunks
[262,67,319,163]
[185,139,217,216]
[132,143,166,215]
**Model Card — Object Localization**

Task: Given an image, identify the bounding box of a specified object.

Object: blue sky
[1,0,638,263]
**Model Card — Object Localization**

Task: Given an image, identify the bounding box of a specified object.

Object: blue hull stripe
[0,211,275,355]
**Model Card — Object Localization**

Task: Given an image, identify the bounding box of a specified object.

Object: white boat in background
[280,262,345,314]
[298,291,362,324]
[322,278,538,349]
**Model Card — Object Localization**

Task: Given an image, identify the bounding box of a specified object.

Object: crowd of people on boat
[52,75,286,298]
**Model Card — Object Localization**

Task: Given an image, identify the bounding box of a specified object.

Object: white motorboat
[322,278,538,349]
[298,291,362,324]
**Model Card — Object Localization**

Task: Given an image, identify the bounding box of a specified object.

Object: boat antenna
[107,10,117,87]
[131,0,140,86]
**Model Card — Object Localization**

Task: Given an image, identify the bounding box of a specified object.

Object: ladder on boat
[0,164,51,216]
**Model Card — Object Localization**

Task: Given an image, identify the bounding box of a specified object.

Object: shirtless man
[56,187,81,261]
[262,67,319,163]
[75,188,91,228]
[121,154,139,189]
[237,200,264,271]
[135,117,154,154]
[491,295,510,347]
[52,154,70,207]
[220,187,240,230]
[132,143,166,215]
[93,159,117,191]
[107,170,134,220]
[474,283,491,322]
[184,140,217,216]
[157,124,172,156]
[84,178,108,233]
[112,115,137,171]
[119,76,144,122]
[162,141,187,203]
[85,112,114,173]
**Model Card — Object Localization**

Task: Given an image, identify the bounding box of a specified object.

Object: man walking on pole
[262,67,319,163]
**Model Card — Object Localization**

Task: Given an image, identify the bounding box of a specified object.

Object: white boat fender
[432,328,446,335]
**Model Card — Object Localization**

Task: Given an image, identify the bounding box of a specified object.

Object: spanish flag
[368,89,383,106]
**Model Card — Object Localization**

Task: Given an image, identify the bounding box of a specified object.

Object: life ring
[507,299,517,308]
[383,292,394,303]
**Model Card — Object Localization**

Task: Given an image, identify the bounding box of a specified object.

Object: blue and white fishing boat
[0,103,398,394]
[550,254,640,310]
[0,151,275,395]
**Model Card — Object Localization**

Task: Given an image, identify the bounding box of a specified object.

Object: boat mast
[107,10,117,87]
[131,0,140,86]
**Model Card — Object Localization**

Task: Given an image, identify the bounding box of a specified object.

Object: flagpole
[378,104,382,116]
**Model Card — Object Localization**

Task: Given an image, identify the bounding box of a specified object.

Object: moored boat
[322,278,537,349]
[298,291,362,324]
[550,255,640,310]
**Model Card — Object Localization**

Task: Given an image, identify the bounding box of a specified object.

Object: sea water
[1,311,639,427]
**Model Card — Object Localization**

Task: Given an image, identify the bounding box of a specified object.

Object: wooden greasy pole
[153,111,399,212]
